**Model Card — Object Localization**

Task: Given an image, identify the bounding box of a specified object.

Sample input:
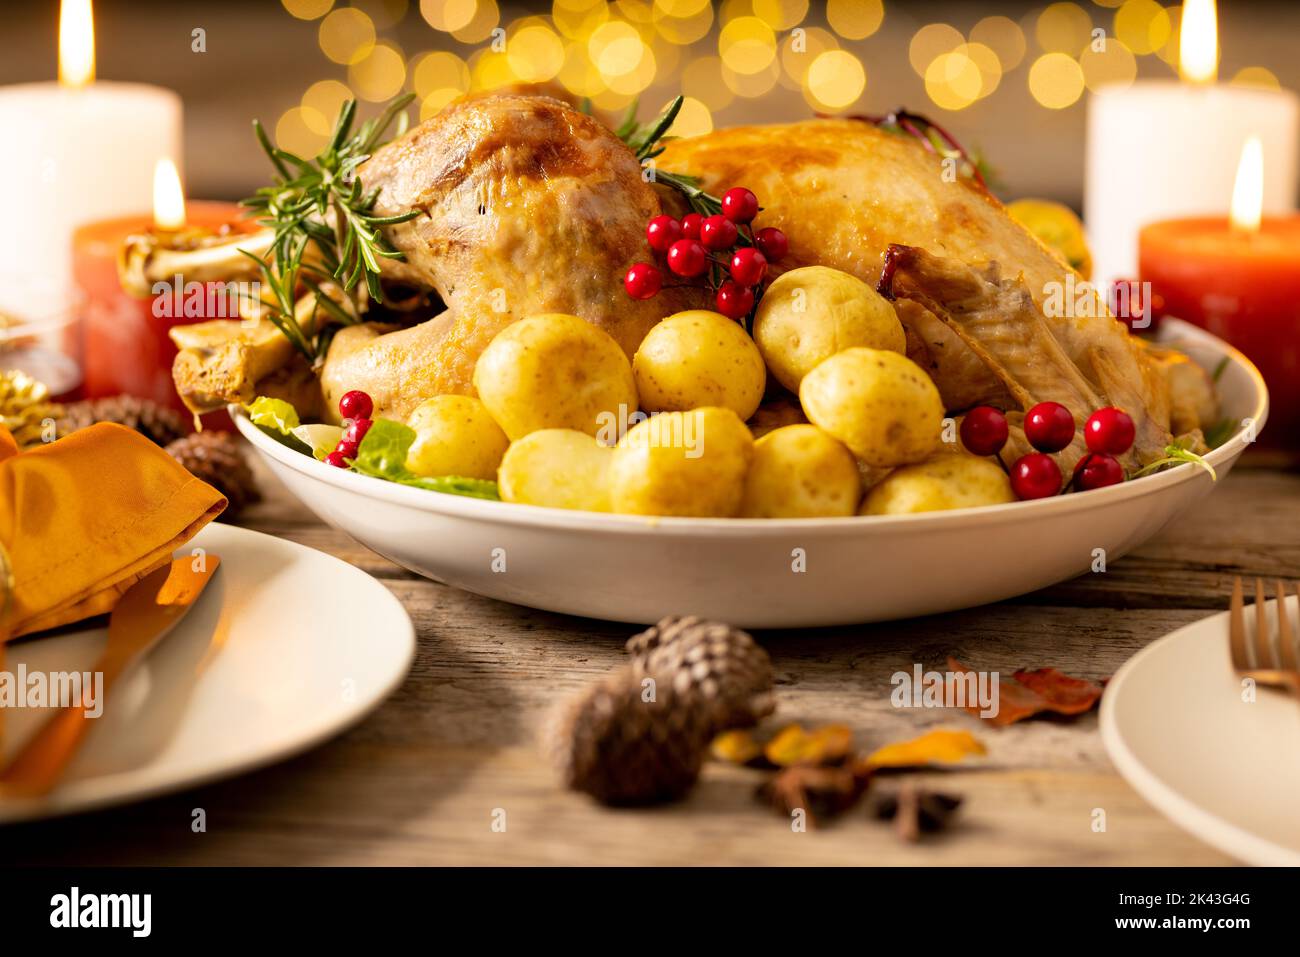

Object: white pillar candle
[0,82,181,317]
[1085,82,1297,287]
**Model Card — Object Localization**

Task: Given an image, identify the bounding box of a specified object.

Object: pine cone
[548,668,715,805]
[0,370,63,449]
[57,395,189,447]
[626,615,775,730]
[165,431,261,518]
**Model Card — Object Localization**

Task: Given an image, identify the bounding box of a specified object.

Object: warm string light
[273,0,1276,149]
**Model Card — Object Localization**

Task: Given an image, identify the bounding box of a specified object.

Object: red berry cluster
[624,186,789,320]
[959,402,1136,500]
[325,389,374,468]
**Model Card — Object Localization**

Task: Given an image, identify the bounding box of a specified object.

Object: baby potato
[862,454,1015,515]
[473,313,637,440]
[740,424,861,518]
[799,348,943,467]
[753,265,906,392]
[610,407,754,517]
[406,395,509,481]
[498,429,614,512]
[633,310,766,420]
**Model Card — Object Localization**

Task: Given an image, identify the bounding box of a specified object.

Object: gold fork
[1229,576,1300,694]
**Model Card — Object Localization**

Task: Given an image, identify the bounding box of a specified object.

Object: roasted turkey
[167,93,1210,468]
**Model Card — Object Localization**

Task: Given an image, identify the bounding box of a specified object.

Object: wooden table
[7,460,1297,865]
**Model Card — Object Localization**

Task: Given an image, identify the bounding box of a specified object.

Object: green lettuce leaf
[351,418,500,501]
[245,396,300,434]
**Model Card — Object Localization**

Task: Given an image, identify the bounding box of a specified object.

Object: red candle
[73,199,258,414]
[1139,216,1300,451]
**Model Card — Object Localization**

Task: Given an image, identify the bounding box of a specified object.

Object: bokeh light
[653,1,713,44]
[653,0,710,14]
[925,50,982,111]
[558,40,608,96]
[318,7,376,65]
[420,0,476,32]
[1114,0,1171,56]
[754,0,807,32]
[349,40,406,101]
[909,23,964,77]
[804,48,866,111]
[469,48,516,92]
[970,15,1026,71]
[1028,51,1085,108]
[1079,36,1137,92]
[606,42,657,94]
[682,55,735,110]
[719,16,778,75]
[554,0,610,40]
[780,26,838,85]
[723,57,779,98]
[589,20,648,77]
[826,0,883,41]
[352,0,407,29]
[1231,66,1281,90]
[277,106,329,157]
[1155,5,1181,66]
[666,95,714,136]
[508,21,566,82]
[451,0,500,43]
[282,0,334,20]
[413,51,471,97]
[413,50,470,118]
[301,79,353,134]
[960,42,1003,99]
[1035,2,1092,55]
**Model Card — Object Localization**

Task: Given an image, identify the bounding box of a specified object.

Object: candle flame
[153,158,187,230]
[1230,136,1263,233]
[1179,0,1219,84]
[58,0,95,89]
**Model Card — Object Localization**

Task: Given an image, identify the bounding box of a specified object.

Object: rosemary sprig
[241,94,419,357]
[614,96,730,219]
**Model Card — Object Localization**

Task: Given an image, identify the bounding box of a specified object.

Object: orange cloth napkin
[0,422,226,640]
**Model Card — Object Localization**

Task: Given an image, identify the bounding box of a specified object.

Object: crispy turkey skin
[658,120,1188,462]
[320,93,695,421]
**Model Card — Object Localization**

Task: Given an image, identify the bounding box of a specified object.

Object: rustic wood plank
[5,457,1287,865]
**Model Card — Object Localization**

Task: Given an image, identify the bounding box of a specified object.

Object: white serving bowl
[234,319,1267,628]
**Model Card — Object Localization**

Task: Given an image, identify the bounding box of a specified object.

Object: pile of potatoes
[400,266,1015,517]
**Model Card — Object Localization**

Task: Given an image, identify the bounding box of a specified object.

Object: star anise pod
[872,782,963,842]
[757,765,866,828]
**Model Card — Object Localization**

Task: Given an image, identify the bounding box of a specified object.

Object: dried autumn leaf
[947,657,1103,726]
[764,724,814,766]
[763,723,855,767]
[1012,667,1104,715]
[808,723,854,763]
[711,728,762,765]
[862,728,986,769]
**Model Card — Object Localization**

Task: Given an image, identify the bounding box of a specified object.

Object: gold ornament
[0,369,64,449]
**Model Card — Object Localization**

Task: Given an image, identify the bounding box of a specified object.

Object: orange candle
[1139,138,1300,452]
[73,199,256,413]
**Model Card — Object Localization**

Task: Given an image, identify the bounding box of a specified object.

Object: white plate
[0,523,414,824]
[1101,596,1300,866]
[235,319,1268,628]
